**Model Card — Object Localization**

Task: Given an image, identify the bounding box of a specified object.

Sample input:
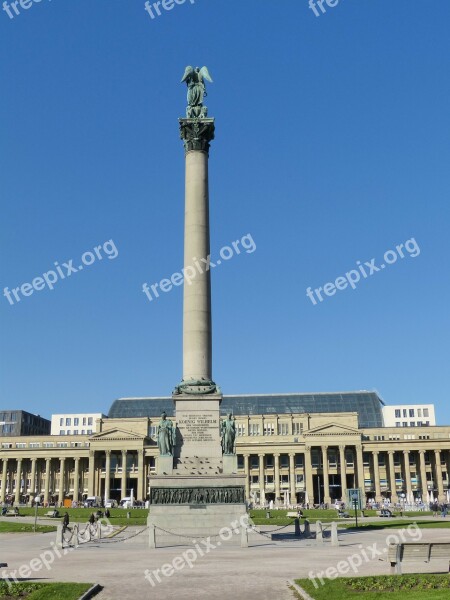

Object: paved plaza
[1,519,449,599]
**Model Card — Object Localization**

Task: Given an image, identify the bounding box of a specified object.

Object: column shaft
[137,451,144,501]
[339,445,347,501]
[29,458,37,505]
[434,450,444,501]
[244,455,250,500]
[403,451,412,500]
[322,446,330,504]
[356,446,365,499]
[73,458,80,505]
[15,459,22,504]
[105,451,111,502]
[121,451,127,499]
[289,454,296,504]
[88,452,95,497]
[274,454,280,501]
[183,150,212,381]
[388,451,398,503]
[419,450,428,501]
[304,447,314,505]
[258,454,265,506]
[44,459,51,505]
[373,452,381,502]
[58,458,65,505]
[1,459,8,503]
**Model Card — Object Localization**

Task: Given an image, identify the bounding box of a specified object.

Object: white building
[51,413,106,436]
[382,404,436,428]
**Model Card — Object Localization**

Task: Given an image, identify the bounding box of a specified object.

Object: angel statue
[181,66,213,118]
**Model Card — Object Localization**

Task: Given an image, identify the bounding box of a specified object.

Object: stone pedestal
[157,455,174,476]
[175,394,222,460]
[223,454,238,475]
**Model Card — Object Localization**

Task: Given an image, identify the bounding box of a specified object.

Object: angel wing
[199,66,213,83]
[181,66,194,83]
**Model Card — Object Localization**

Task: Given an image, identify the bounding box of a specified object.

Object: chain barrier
[99,525,150,544]
[154,525,226,541]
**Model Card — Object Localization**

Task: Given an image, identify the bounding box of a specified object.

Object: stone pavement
[1,522,449,600]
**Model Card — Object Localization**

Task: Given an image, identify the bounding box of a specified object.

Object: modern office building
[1,392,449,507]
[0,410,50,437]
[50,413,105,436]
[382,404,436,428]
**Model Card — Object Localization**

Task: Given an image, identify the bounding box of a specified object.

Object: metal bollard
[316,520,323,544]
[149,524,156,549]
[303,519,311,536]
[294,518,301,537]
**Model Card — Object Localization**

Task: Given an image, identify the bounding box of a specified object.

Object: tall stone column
[243,454,250,500]
[304,446,314,505]
[434,450,444,501]
[104,451,111,502]
[121,451,127,499]
[178,118,215,390]
[322,446,331,504]
[356,445,365,499]
[29,458,37,505]
[403,450,412,501]
[339,445,347,501]
[58,458,65,505]
[15,458,22,505]
[1,458,8,503]
[419,450,428,501]
[388,451,398,503]
[137,450,144,501]
[258,454,265,506]
[88,451,95,497]
[274,454,280,502]
[73,458,80,504]
[44,458,51,505]
[372,451,381,502]
[289,453,296,504]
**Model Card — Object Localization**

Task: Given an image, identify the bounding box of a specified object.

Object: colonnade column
[403,450,412,501]
[15,458,22,505]
[258,454,265,506]
[29,458,37,505]
[58,458,65,505]
[434,450,444,501]
[289,453,296,504]
[137,450,144,501]
[44,458,51,505]
[243,454,250,500]
[388,451,398,504]
[372,451,381,502]
[121,450,127,499]
[104,451,111,502]
[73,458,80,504]
[88,451,95,497]
[304,446,314,505]
[322,446,330,504]
[419,450,428,501]
[1,458,8,503]
[274,454,280,502]
[339,445,347,501]
[356,446,365,499]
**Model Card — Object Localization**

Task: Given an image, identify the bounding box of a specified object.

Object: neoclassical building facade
[1,392,449,507]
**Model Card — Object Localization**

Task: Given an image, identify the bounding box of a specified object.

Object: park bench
[337,510,350,518]
[286,512,299,518]
[4,510,19,517]
[44,510,60,518]
[388,542,450,574]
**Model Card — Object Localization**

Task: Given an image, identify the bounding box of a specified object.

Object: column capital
[372,450,379,456]
[403,450,410,456]
[321,445,329,452]
[388,450,396,456]
[74,456,81,462]
[289,453,295,458]
[419,449,426,455]
[105,450,111,457]
[46,457,52,464]
[31,457,37,463]
[258,453,265,458]
[339,445,346,451]
[179,118,215,155]
[273,453,280,458]
[121,449,128,457]
[89,450,95,458]
[434,449,441,455]
[138,449,144,457]
[305,445,311,452]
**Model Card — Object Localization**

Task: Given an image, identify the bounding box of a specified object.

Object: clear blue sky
[1,0,449,424]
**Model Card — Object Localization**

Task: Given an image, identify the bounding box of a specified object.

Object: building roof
[108,391,384,428]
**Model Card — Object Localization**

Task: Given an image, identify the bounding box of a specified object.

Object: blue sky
[1,0,449,424]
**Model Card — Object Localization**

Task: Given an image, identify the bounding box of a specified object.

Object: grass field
[11,507,147,527]
[295,575,450,600]
[0,581,92,599]
[0,522,56,534]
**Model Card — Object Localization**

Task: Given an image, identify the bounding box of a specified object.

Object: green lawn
[0,522,56,534]
[249,508,436,526]
[0,581,92,599]
[14,507,147,527]
[295,575,450,600]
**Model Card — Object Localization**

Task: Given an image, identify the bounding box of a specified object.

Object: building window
[410,422,416,427]
[87,430,92,435]
[59,430,64,436]
[409,409,415,417]
[88,417,93,426]
[417,409,422,417]
[15,443,26,448]
[67,430,71,435]
[74,430,78,435]
[59,418,63,426]
[278,423,289,436]
[402,422,408,427]
[263,422,274,436]
[249,424,260,436]
[403,409,407,418]
[65,418,71,426]
[236,424,245,436]
[293,423,303,435]
[265,474,274,485]
[280,455,289,468]
[250,475,259,485]
[265,455,274,468]
[395,422,401,427]
[251,457,259,469]
[83,417,86,426]
[423,408,429,418]
[395,409,401,418]
[296,474,304,486]
[74,418,79,426]
[237,455,244,469]
[295,455,304,468]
